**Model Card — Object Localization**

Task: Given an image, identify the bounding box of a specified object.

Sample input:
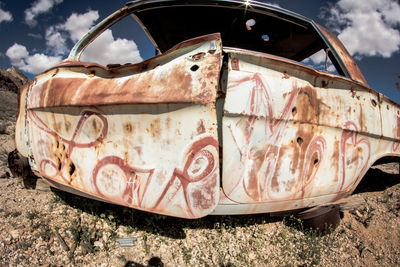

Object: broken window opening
[80,15,155,67]
[301,49,339,75]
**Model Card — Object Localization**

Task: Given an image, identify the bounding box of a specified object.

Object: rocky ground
[0,73,399,266]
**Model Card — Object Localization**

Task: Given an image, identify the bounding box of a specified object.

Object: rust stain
[197,119,206,134]
[191,172,217,210]
[292,125,313,174]
[150,119,161,138]
[152,136,219,217]
[165,117,172,133]
[295,85,321,123]
[396,116,400,138]
[133,146,142,157]
[282,72,290,79]
[231,58,239,71]
[331,140,340,182]
[64,121,71,132]
[358,104,364,132]
[92,117,99,132]
[191,52,206,61]
[124,122,134,134]
[28,35,223,109]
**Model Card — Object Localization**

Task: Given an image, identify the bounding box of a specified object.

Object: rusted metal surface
[15,83,30,158]
[19,35,222,219]
[217,50,400,214]
[27,104,219,218]
[14,1,400,218]
[29,34,222,109]
[317,24,368,87]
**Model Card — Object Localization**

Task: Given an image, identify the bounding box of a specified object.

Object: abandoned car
[9,0,400,221]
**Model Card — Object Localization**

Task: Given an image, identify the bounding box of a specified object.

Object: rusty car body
[12,0,400,219]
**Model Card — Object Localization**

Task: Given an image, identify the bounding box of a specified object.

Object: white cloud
[23,53,62,73]
[7,9,143,74]
[25,0,63,27]
[308,50,326,66]
[28,33,42,39]
[302,49,337,73]
[6,44,29,68]
[62,10,99,41]
[45,26,68,55]
[81,29,142,65]
[322,0,400,58]
[60,10,143,65]
[6,43,61,74]
[0,6,13,23]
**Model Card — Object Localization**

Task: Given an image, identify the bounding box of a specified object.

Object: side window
[80,15,156,67]
[242,15,341,76]
[301,49,339,75]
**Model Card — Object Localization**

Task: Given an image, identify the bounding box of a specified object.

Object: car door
[24,34,222,218]
[221,48,380,207]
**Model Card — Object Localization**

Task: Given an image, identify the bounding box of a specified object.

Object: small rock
[94,241,104,249]
[10,229,19,239]
[0,122,7,134]
[102,234,108,243]
[4,238,11,245]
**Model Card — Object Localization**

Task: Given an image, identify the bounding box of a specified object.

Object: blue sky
[0,0,399,102]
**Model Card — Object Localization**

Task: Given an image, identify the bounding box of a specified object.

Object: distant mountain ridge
[0,67,30,93]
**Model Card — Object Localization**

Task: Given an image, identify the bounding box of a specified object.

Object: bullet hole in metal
[69,162,76,176]
[246,19,256,30]
[57,159,62,171]
[262,34,270,42]
[107,63,122,69]
[297,137,303,146]
[371,99,377,107]
[292,107,297,115]
[190,65,199,72]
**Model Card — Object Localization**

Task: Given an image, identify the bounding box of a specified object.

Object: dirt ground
[0,89,399,266]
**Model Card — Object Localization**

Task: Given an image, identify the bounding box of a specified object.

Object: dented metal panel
[221,50,397,210]
[28,105,219,218]
[13,1,400,219]
[23,34,222,218]
[15,83,30,158]
[29,34,222,108]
